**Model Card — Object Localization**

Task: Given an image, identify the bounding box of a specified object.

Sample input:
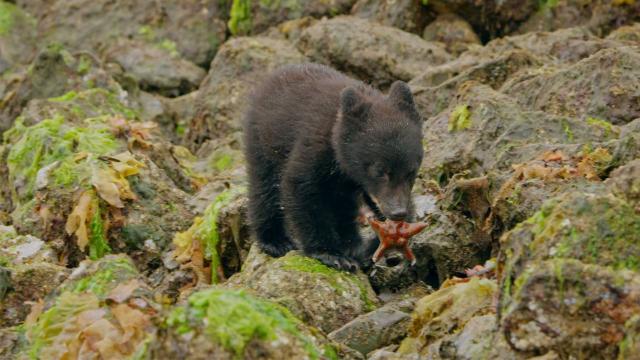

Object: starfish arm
[372,242,388,262]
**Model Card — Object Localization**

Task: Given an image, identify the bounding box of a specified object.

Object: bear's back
[244,64,377,163]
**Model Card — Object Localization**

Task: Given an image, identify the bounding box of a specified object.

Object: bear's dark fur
[243,63,423,271]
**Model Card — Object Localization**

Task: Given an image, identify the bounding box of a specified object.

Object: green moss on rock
[68,255,138,298]
[166,288,324,359]
[228,0,252,35]
[0,1,35,36]
[448,104,471,132]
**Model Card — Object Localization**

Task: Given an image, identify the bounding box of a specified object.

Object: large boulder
[503,46,640,125]
[422,13,481,56]
[0,88,194,270]
[35,0,226,67]
[227,247,379,333]
[104,39,206,97]
[151,287,358,360]
[296,16,452,88]
[350,0,433,34]
[498,188,640,358]
[185,37,307,149]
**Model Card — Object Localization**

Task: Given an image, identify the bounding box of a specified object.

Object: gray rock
[0,1,37,74]
[423,13,481,56]
[296,16,451,88]
[105,39,206,97]
[351,0,432,34]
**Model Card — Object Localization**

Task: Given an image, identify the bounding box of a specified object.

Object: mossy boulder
[227,247,379,333]
[397,278,497,357]
[18,254,157,360]
[185,36,307,149]
[0,1,37,74]
[296,16,451,88]
[153,287,352,360]
[0,88,193,268]
[498,189,640,358]
[503,46,640,125]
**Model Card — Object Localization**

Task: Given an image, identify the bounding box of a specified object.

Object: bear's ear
[340,87,370,120]
[389,81,420,121]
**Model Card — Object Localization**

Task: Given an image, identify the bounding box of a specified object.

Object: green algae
[71,256,138,297]
[88,199,111,260]
[448,105,471,132]
[5,115,119,202]
[0,1,34,36]
[48,90,78,103]
[587,117,619,138]
[228,0,252,35]
[280,255,377,312]
[166,288,322,359]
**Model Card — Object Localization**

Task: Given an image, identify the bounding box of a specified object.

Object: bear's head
[332,80,423,221]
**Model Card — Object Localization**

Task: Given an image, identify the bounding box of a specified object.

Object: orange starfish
[368,219,428,266]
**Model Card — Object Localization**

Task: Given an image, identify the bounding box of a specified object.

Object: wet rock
[186,37,306,149]
[296,16,451,88]
[411,50,543,118]
[350,0,432,34]
[104,39,206,97]
[36,0,227,67]
[503,46,640,125]
[328,284,429,355]
[228,0,355,36]
[262,16,319,43]
[498,189,640,357]
[606,22,640,44]
[420,83,613,180]
[517,0,640,37]
[428,0,538,38]
[0,224,56,266]
[607,159,640,206]
[152,287,356,360]
[0,45,122,132]
[227,247,379,333]
[422,13,481,56]
[17,254,158,359]
[1,88,193,270]
[0,1,37,73]
[397,278,497,357]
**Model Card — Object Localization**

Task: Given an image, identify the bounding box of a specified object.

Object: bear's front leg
[281,159,360,272]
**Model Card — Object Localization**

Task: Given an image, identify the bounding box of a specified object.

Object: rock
[420,83,613,180]
[607,159,640,206]
[1,88,194,270]
[185,37,307,149]
[397,278,498,357]
[227,247,379,333]
[422,13,481,56]
[0,45,122,132]
[411,50,543,118]
[350,0,433,34]
[36,0,227,67]
[151,287,356,360]
[17,254,158,359]
[0,1,37,73]
[296,16,452,88]
[104,39,206,97]
[501,259,640,359]
[498,188,640,357]
[0,225,57,266]
[328,285,429,355]
[606,23,640,44]
[428,0,539,38]
[503,46,640,125]
[517,0,640,37]
[227,0,355,36]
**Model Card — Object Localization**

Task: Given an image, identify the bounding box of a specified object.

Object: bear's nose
[388,208,407,221]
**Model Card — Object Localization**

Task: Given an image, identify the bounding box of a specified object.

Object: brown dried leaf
[92,170,125,208]
[106,279,141,304]
[65,190,95,250]
[24,299,44,328]
[112,303,151,345]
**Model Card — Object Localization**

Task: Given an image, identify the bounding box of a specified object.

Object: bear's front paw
[258,241,296,258]
[309,253,360,272]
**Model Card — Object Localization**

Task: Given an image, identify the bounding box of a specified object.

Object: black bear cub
[244,63,423,271]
